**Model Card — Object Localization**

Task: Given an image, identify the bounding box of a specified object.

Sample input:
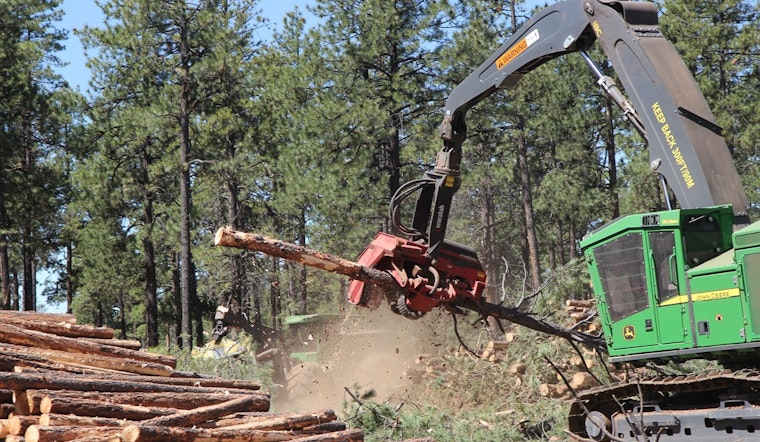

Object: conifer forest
[1,0,758,356]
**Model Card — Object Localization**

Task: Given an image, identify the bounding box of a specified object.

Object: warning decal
[496,29,540,70]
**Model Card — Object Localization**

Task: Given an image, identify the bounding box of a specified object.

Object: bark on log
[39,413,130,427]
[0,403,14,419]
[0,322,176,368]
[82,338,143,350]
[0,372,265,396]
[0,310,76,324]
[6,415,38,436]
[32,389,249,410]
[67,436,123,442]
[214,227,397,290]
[297,422,347,435]
[199,412,288,428]
[288,429,364,441]
[25,424,124,442]
[40,396,180,420]
[0,343,173,377]
[17,368,261,391]
[121,424,297,442]
[0,316,114,339]
[138,395,271,427]
[223,410,337,431]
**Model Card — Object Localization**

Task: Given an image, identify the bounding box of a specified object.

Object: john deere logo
[623,325,636,340]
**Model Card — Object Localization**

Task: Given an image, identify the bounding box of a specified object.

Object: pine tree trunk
[517,121,541,290]
[604,94,619,218]
[142,149,159,347]
[65,242,73,314]
[22,243,34,311]
[179,15,197,351]
[0,238,9,310]
[270,256,280,330]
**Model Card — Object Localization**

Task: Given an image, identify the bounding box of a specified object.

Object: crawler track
[568,369,760,441]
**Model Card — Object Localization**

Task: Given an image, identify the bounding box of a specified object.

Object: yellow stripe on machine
[659,288,740,306]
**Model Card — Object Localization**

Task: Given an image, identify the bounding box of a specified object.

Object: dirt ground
[272,306,450,412]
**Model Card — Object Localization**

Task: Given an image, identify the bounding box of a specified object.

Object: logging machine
[347,0,760,440]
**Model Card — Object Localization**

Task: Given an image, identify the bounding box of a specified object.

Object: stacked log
[565,299,599,333]
[0,311,362,442]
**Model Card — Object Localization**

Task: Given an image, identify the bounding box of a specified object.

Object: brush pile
[0,310,362,442]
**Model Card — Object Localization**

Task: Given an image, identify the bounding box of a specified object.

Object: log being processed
[214,227,398,290]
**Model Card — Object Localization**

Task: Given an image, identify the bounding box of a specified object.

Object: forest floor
[180,306,588,441]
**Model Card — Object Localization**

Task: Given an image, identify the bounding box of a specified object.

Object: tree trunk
[0,201,10,309]
[179,13,196,351]
[144,234,158,347]
[172,252,182,347]
[65,242,73,314]
[270,256,280,331]
[22,243,34,311]
[516,120,541,290]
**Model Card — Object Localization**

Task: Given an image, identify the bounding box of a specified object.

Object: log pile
[0,311,363,442]
[537,300,603,399]
[564,299,599,333]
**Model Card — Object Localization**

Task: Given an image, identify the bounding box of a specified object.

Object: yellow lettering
[592,21,603,37]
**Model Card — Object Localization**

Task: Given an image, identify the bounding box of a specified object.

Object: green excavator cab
[582,205,760,365]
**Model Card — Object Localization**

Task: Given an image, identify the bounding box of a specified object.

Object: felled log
[40,396,181,420]
[82,338,143,350]
[0,322,176,368]
[0,316,114,339]
[566,299,595,308]
[31,389,250,410]
[214,227,397,290]
[538,383,567,398]
[569,371,597,390]
[39,413,129,427]
[25,424,123,442]
[0,372,264,396]
[0,343,173,377]
[122,424,293,442]
[6,415,38,436]
[137,395,270,427]
[223,410,338,431]
[297,422,347,435]
[17,368,261,391]
[288,429,364,441]
[122,424,364,442]
[0,310,76,324]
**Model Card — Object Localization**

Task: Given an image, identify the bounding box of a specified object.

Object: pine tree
[0,0,71,311]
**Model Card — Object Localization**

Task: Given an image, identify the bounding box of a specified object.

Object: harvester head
[347,232,486,319]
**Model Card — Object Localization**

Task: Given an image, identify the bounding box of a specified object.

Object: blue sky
[57,0,303,92]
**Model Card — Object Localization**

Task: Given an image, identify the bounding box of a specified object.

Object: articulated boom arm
[410,0,749,258]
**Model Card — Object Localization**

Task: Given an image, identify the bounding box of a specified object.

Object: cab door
[647,231,687,345]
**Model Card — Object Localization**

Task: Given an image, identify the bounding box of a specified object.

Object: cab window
[594,233,648,322]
